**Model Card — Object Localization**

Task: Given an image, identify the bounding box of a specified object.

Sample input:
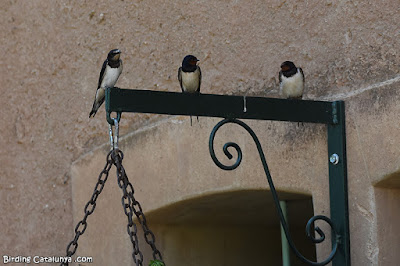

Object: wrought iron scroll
[209,118,339,266]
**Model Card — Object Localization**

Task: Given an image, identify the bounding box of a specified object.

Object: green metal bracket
[328,101,350,266]
[105,87,350,266]
[105,87,334,123]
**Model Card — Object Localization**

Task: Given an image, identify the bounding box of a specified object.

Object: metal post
[327,101,351,266]
[280,201,291,266]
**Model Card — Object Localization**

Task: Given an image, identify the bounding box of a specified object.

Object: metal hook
[108,124,114,151]
[108,118,120,152]
[113,117,119,152]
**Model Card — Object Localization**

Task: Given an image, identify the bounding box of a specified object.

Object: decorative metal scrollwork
[209,118,339,266]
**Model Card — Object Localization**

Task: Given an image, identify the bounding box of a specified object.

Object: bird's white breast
[182,68,200,93]
[280,69,304,98]
[101,64,122,89]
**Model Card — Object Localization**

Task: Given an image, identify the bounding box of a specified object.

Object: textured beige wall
[1,0,399,265]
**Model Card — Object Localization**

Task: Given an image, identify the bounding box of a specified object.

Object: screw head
[330,154,339,165]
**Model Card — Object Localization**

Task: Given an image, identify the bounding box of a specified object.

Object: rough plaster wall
[1,0,399,264]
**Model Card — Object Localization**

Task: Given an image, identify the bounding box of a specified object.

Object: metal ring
[107,111,121,125]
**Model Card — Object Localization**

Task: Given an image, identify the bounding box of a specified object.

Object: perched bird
[178,55,201,126]
[279,61,304,100]
[89,49,123,118]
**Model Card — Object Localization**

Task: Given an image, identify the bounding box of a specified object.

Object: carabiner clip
[108,117,119,152]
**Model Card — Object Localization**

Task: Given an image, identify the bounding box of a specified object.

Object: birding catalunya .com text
[3,255,93,264]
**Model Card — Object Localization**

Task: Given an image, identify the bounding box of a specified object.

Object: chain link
[111,151,164,264]
[61,149,164,266]
[112,150,144,265]
[61,151,113,266]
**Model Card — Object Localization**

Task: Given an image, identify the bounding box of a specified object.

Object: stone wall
[1,0,399,265]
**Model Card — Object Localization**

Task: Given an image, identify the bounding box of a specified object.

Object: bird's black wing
[299,67,305,83]
[197,66,201,93]
[178,67,184,92]
[278,70,282,83]
[97,59,108,89]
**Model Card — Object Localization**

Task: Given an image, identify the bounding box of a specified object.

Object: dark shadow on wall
[139,189,317,266]
[374,172,400,266]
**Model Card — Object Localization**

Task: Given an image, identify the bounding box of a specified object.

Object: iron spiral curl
[209,118,339,266]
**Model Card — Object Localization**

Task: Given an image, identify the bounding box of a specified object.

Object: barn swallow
[178,55,201,126]
[279,61,304,99]
[89,49,123,118]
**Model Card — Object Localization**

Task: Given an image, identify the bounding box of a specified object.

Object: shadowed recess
[141,189,313,227]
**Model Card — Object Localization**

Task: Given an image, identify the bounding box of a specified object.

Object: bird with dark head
[279,61,304,100]
[107,49,121,66]
[178,55,201,125]
[89,49,123,118]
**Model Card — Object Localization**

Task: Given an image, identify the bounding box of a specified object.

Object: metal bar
[105,88,334,124]
[327,101,351,266]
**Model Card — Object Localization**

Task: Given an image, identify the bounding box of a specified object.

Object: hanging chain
[61,117,164,265]
[112,150,144,265]
[109,117,145,265]
[112,150,164,265]
[61,151,113,266]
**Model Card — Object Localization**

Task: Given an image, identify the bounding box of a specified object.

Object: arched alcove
[140,189,316,266]
[374,172,400,265]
